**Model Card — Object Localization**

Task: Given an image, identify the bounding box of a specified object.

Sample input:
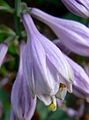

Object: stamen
[56,83,67,100]
[48,96,57,111]
[48,103,57,111]
[59,83,66,90]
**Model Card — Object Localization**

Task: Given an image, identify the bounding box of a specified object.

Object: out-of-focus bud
[61,0,89,18]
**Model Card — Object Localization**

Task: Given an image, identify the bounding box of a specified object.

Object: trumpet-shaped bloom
[22,13,73,111]
[0,43,8,67]
[31,8,89,56]
[64,55,89,99]
[61,0,89,18]
[11,43,36,120]
[53,39,89,99]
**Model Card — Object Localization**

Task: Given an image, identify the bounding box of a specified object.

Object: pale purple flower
[31,8,89,56]
[64,102,84,118]
[65,55,89,99]
[22,13,73,111]
[0,74,10,88]
[53,39,89,99]
[11,43,36,120]
[0,43,8,67]
[61,0,89,18]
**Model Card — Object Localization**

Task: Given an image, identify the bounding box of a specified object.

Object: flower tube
[22,13,73,111]
[11,43,36,120]
[31,8,89,56]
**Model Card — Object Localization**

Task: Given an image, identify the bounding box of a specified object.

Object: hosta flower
[22,13,73,111]
[65,55,89,99]
[31,8,89,56]
[11,43,36,120]
[61,0,89,18]
[0,43,8,67]
[53,39,89,99]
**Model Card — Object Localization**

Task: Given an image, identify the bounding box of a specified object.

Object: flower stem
[14,0,21,40]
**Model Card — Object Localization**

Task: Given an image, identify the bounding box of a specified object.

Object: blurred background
[0,0,89,120]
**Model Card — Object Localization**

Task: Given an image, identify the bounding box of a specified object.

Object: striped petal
[31,8,89,56]
[0,43,8,67]
[11,43,36,120]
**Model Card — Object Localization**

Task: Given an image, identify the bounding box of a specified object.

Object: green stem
[14,0,21,39]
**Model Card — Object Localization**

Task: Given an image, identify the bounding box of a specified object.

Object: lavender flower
[65,55,89,99]
[0,43,8,67]
[0,74,10,88]
[22,13,73,111]
[61,0,89,18]
[53,39,89,99]
[11,43,36,120]
[31,8,89,56]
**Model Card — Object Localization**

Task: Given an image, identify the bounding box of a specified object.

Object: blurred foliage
[0,0,13,13]
[37,100,75,120]
[0,88,10,120]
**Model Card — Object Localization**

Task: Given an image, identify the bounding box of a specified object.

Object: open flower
[53,39,89,99]
[61,0,89,18]
[22,13,73,111]
[0,43,8,67]
[31,8,89,56]
[65,55,89,99]
[11,43,36,120]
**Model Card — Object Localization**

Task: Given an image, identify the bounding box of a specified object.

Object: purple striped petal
[31,8,89,56]
[61,0,89,18]
[53,39,89,99]
[0,43,8,67]
[21,13,73,109]
[11,43,36,120]
[65,55,89,98]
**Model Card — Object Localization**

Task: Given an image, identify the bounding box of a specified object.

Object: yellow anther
[48,103,57,111]
[60,83,66,89]
[56,83,67,100]
[59,83,66,92]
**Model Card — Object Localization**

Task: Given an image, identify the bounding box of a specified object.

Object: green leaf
[63,12,87,25]
[0,25,15,36]
[0,88,10,120]
[0,25,16,42]
[47,108,72,120]
[0,0,14,13]
[37,100,49,120]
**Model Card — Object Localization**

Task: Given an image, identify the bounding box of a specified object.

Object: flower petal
[61,0,89,18]
[31,8,89,56]
[11,43,36,120]
[0,43,8,67]
[65,54,89,98]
